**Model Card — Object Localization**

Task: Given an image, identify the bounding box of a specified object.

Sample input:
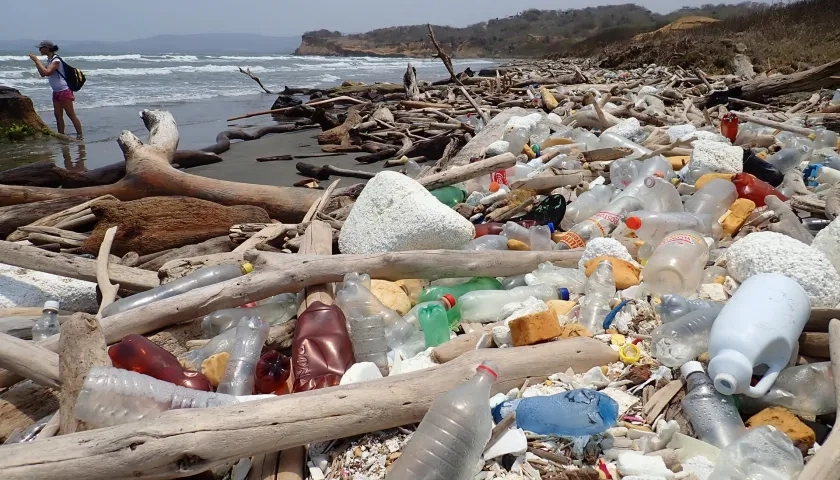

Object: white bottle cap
[680,361,705,379]
[43,300,60,311]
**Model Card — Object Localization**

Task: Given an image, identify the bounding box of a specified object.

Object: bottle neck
[686,371,712,391]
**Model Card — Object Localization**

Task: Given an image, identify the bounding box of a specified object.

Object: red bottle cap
[489,181,500,192]
[441,294,456,310]
[625,216,642,230]
[477,364,498,379]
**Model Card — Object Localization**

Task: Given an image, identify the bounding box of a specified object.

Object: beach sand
[188,128,388,188]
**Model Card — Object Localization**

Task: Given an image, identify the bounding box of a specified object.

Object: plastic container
[765,148,807,175]
[387,361,498,480]
[651,305,724,367]
[626,211,721,246]
[642,230,709,297]
[610,157,641,189]
[732,173,788,207]
[419,301,454,349]
[559,184,615,231]
[681,361,746,449]
[217,316,270,396]
[743,152,784,187]
[431,186,467,207]
[529,225,554,251]
[101,263,253,318]
[459,284,559,324]
[720,112,739,144]
[657,294,723,323]
[501,274,528,290]
[708,273,811,398]
[31,300,60,342]
[254,351,291,395]
[739,362,835,416]
[417,277,502,304]
[802,217,832,233]
[577,261,616,334]
[109,334,213,391]
[491,389,619,436]
[711,425,803,480]
[347,314,389,377]
[464,235,509,251]
[524,262,587,295]
[403,294,459,330]
[571,128,600,151]
[178,328,238,371]
[292,301,355,392]
[201,294,297,337]
[556,196,644,250]
[500,221,531,244]
[683,178,738,219]
[625,176,684,213]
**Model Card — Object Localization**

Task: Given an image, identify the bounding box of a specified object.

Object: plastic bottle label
[557,231,586,249]
[593,211,621,227]
[491,170,508,186]
[661,232,703,247]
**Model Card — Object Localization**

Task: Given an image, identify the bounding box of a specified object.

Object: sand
[188,128,390,188]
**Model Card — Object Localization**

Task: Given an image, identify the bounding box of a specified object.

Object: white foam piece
[339,362,383,385]
[483,428,527,460]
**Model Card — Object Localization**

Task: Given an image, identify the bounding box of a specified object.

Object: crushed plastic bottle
[623,176,684,213]
[201,293,297,337]
[642,230,709,297]
[610,157,641,188]
[528,225,554,251]
[254,350,291,395]
[464,235,509,251]
[683,178,738,219]
[459,284,559,324]
[500,221,531,244]
[109,334,213,391]
[624,211,722,246]
[657,294,723,323]
[576,261,616,334]
[31,300,60,342]
[293,301,355,392]
[765,147,808,174]
[403,294,459,330]
[419,299,455,348]
[556,196,643,250]
[732,172,788,207]
[739,362,835,416]
[559,184,615,231]
[524,262,587,295]
[710,425,803,480]
[680,361,746,449]
[217,316,270,396]
[651,306,724,367]
[491,389,619,436]
[178,327,238,371]
[348,314,389,377]
[387,361,498,480]
[101,263,253,318]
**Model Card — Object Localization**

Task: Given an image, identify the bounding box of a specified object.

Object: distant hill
[295,3,764,58]
[0,33,300,54]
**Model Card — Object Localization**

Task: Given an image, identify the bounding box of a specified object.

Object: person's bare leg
[53,100,65,135]
[63,99,83,138]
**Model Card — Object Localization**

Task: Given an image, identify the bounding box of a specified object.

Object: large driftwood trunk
[448,107,528,167]
[0,338,617,479]
[0,111,322,222]
[709,58,840,104]
[57,313,110,435]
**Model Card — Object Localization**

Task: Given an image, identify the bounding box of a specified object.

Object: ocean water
[0,53,495,170]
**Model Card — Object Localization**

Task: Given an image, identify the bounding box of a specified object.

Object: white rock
[339,362,383,385]
[617,452,675,478]
[812,218,840,275]
[482,428,527,460]
[0,263,98,312]
[578,237,635,270]
[338,171,475,254]
[698,283,728,302]
[724,231,840,307]
[501,297,549,322]
[491,325,513,347]
[602,386,641,417]
[485,140,511,157]
[604,118,643,139]
[689,140,743,175]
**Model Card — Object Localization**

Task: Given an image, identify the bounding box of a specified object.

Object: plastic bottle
[598,132,653,158]
[680,361,746,449]
[491,389,619,436]
[577,261,616,334]
[815,128,839,149]
[610,157,641,188]
[201,294,297,337]
[403,294,459,330]
[347,314,389,377]
[292,301,355,392]
[638,155,677,182]
[500,221,531,244]
[832,89,840,105]
[651,305,724,367]
[337,274,426,360]
[802,217,832,233]
[217,316,270,396]
[732,173,788,207]
[708,273,811,398]
[556,196,644,250]
[101,263,253,318]
[628,176,684,213]
[743,152,784,187]
[739,362,835,417]
[642,230,709,297]
[710,425,803,480]
[625,211,721,246]
[31,300,60,342]
[720,112,739,144]
[571,128,600,151]
[254,351,291,395]
[559,184,615,231]
[109,334,213,391]
[417,277,502,304]
[430,186,467,208]
[178,328,238,371]
[524,262,587,295]
[529,225,554,251]
[419,301,454,349]
[474,222,504,238]
[503,118,531,154]
[387,362,498,480]
[683,178,738,219]
[464,235,508,251]
[459,284,559,324]
[501,274,528,290]
[657,294,723,323]
[765,148,807,174]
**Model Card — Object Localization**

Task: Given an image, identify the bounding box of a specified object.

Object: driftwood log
[0,380,58,442]
[0,196,94,239]
[57,313,109,435]
[0,332,60,388]
[448,107,528,167]
[0,338,617,479]
[0,110,322,222]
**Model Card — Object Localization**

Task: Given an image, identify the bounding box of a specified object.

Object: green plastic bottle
[418,277,502,304]
[430,186,467,207]
[419,303,451,348]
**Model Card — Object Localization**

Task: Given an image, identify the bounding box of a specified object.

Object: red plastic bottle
[108,334,213,391]
[255,351,291,395]
[474,222,504,238]
[292,301,355,393]
[720,112,739,144]
[732,173,788,207]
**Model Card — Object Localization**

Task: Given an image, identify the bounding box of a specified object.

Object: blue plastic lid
[558,288,570,301]
[547,222,556,234]
[472,214,485,225]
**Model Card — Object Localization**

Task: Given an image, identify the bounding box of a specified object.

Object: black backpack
[55,55,86,92]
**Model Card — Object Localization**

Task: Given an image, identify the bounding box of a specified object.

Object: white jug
[708,273,811,398]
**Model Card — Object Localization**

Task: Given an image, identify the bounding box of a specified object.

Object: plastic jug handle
[747,365,783,398]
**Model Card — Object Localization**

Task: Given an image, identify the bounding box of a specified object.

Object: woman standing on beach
[28,40,83,138]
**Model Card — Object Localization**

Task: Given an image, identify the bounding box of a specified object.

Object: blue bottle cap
[472,214,485,225]
[547,222,556,234]
[558,288,570,301]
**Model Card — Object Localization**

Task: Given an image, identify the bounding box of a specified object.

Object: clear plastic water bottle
[529,225,554,251]
[571,128,600,151]
[577,261,616,334]
[738,362,835,416]
[711,426,803,480]
[832,89,840,106]
[680,361,746,449]
[31,300,60,342]
[201,294,297,337]
[657,294,722,323]
[501,274,528,290]
[217,316,270,396]
[684,179,738,219]
[459,284,559,324]
[348,314,389,377]
[387,361,498,480]
[556,196,643,250]
[491,389,619,436]
[503,118,531,154]
[101,263,254,318]
[463,235,509,251]
[610,157,641,189]
[560,184,615,231]
[765,148,806,174]
[642,230,709,296]
[500,221,530,244]
[651,306,724,367]
[624,211,722,246]
[628,176,684,213]
[178,328,238,371]
[524,262,587,295]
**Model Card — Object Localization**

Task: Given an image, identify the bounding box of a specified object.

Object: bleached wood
[95,226,120,317]
[417,153,516,191]
[0,332,59,388]
[57,313,110,435]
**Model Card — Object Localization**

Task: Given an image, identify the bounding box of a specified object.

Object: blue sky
[0,0,773,41]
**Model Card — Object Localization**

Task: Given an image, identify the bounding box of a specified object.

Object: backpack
[55,55,86,92]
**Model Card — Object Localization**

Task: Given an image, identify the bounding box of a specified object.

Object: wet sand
[188,128,389,187]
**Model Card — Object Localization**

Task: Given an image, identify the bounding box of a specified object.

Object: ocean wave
[0,70,25,78]
[318,74,341,83]
[0,77,43,86]
[71,88,258,109]
[83,64,269,76]
[212,55,292,61]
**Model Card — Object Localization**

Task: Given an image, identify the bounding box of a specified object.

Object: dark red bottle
[292,301,355,393]
[732,172,788,207]
[255,351,291,395]
[474,222,504,238]
[721,112,739,144]
[109,334,213,391]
